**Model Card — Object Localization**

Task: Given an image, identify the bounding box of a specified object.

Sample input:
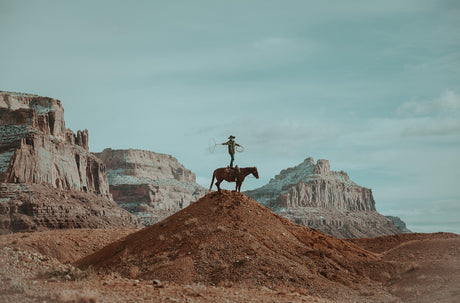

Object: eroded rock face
[0,91,142,233]
[0,92,106,194]
[0,183,142,234]
[95,148,207,225]
[385,216,411,233]
[245,157,404,238]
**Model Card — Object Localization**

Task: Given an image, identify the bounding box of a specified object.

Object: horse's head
[252,167,259,179]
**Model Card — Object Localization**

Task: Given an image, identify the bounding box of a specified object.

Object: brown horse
[210,166,259,193]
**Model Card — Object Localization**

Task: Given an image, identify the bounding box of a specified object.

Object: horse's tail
[209,171,215,191]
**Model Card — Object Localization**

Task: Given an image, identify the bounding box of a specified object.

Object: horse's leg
[233,181,238,192]
[234,177,241,192]
[216,178,222,193]
[237,176,246,192]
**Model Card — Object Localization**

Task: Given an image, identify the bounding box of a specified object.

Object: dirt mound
[76,190,405,300]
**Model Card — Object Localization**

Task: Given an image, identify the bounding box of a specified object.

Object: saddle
[226,165,240,181]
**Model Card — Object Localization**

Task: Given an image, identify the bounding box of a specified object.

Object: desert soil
[1,191,459,303]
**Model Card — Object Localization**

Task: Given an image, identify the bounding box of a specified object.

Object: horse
[209,166,259,193]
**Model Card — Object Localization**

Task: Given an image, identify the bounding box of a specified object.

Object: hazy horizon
[1,0,459,234]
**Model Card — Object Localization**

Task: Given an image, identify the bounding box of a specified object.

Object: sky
[1,0,459,234]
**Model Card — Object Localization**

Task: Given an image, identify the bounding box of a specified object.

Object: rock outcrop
[0,92,106,194]
[0,183,142,234]
[95,148,207,225]
[0,91,142,233]
[385,216,411,233]
[245,157,404,238]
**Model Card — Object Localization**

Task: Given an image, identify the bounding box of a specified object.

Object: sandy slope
[350,233,460,303]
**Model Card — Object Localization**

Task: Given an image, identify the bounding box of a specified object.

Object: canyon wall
[0,91,142,233]
[0,92,107,194]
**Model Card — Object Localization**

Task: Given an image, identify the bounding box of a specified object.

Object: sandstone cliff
[245,157,403,238]
[95,148,207,225]
[0,92,106,194]
[0,91,142,233]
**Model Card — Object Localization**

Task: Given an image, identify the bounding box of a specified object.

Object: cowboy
[221,135,241,169]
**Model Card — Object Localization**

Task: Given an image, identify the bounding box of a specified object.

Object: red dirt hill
[76,190,408,300]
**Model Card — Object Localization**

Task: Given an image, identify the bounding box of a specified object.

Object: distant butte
[95,148,207,225]
[245,157,404,238]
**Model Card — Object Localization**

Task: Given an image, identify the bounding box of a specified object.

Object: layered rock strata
[0,183,142,234]
[0,91,142,233]
[0,92,106,194]
[95,148,207,225]
[245,157,403,238]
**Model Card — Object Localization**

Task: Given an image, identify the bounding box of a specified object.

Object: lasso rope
[208,137,244,153]
[208,137,217,153]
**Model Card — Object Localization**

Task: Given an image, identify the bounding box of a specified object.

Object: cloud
[402,118,460,136]
[384,199,460,233]
[253,36,318,53]
[396,90,460,137]
[397,89,460,116]
[230,119,342,156]
[254,37,292,49]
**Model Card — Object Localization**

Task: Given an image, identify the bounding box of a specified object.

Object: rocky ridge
[0,91,142,233]
[245,157,403,238]
[0,184,142,234]
[95,148,207,225]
